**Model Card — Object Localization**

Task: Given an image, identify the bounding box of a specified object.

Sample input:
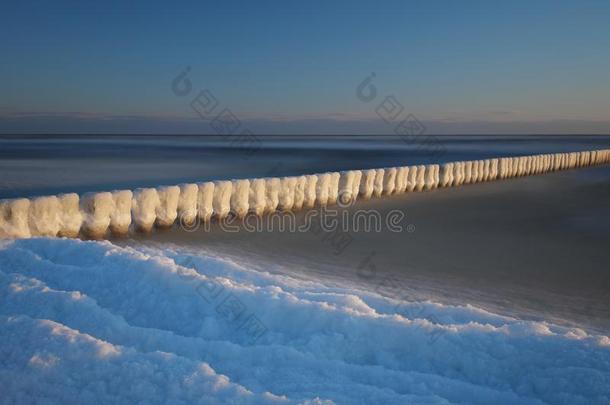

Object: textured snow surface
[1,238,609,404]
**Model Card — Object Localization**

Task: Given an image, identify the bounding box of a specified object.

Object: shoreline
[125,164,610,334]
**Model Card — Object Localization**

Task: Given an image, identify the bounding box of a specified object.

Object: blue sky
[1,0,609,134]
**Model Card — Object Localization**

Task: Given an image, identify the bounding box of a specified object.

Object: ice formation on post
[156,185,180,228]
[316,173,331,206]
[197,182,215,223]
[248,178,267,217]
[293,175,307,210]
[351,170,362,201]
[415,165,426,191]
[28,196,60,237]
[230,179,250,218]
[395,167,408,193]
[424,165,439,190]
[278,177,296,211]
[441,163,453,187]
[360,169,376,199]
[81,192,114,238]
[0,198,31,239]
[406,166,417,192]
[373,169,385,198]
[2,148,610,240]
[383,168,397,195]
[213,181,232,219]
[339,171,356,204]
[327,172,340,205]
[264,178,280,213]
[131,188,160,233]
[110,190,133,235]
[304,175,318,209]
[177,184,198,226]
[57,193,82,238]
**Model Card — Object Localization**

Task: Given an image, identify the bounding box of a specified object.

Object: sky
[1,0,609,134]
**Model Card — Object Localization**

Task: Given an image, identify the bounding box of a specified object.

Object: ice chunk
[110,190,132,235]
[131,188,160,233]
[81,192,115,238]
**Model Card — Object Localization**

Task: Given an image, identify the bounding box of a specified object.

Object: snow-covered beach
[1,237,609,404]
[2,136,610,404]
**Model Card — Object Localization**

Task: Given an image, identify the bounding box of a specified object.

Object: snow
[1,238,609,404]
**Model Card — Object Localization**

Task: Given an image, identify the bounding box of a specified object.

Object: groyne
[1,149,609,239]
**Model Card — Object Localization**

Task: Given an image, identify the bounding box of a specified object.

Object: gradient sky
[1,0,609,134]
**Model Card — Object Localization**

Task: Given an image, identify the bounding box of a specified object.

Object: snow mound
[0,238,609,404]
